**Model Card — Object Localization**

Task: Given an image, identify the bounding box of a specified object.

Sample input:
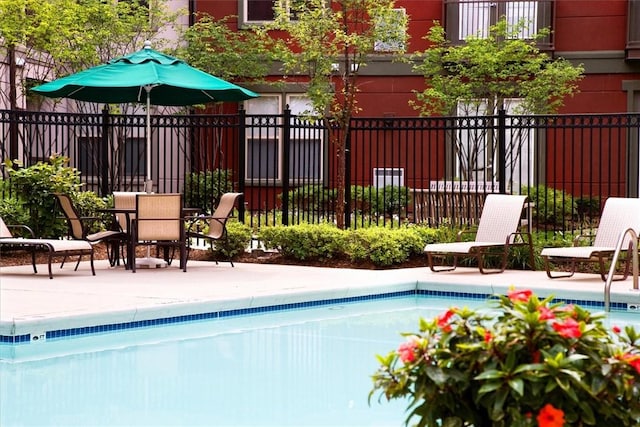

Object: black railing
[2,109,639,236]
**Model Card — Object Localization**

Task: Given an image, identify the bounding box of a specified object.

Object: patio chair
[0,216,95,279]
[540,197,640,281]
[424,194,534,274]
[112,191,145,233]
[130,193,187,273]
[187,192,243,267]
[54,193,128,268]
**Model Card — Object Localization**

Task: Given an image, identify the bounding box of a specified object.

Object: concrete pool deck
[2,259,640,343]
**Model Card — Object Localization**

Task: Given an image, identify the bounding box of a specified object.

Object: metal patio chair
[54,193,128,268]
[187,192,243,267]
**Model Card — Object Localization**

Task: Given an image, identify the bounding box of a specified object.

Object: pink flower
[397,337,419,363]
[537,403,565,427]
[552,318,582,338]
[538,305,555,320]
[508,289,532,302]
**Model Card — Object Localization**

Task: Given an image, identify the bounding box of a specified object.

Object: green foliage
[373,185,410,217]
[184,169,233,215]
[5,155,83,237]
[523,185,576,225]
[259,222,348,260]
[1,0,181,111]
[0,196,30,236]
[71,191,110,234]
[179,14,277,86]
[206,220,252,261]
[371,291,640,427]
[412,18,584,116]
[348,226,423,266]
[574,196,600,222]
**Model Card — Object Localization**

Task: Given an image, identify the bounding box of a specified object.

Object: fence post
[238,107,246,223]
[101,107,110,197]
[497,109,506,194]
[281,106,291,226]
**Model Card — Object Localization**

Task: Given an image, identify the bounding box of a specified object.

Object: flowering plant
[371,289,640,427]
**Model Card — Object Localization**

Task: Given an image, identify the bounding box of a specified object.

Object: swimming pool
[1,295,638,427]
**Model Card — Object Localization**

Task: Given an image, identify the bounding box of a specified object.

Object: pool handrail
[604,227,639,311]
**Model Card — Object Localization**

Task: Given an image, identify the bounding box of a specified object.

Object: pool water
[1,296,637,427]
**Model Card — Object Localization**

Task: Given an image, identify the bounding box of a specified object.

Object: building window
[123,137,145,176]
[245,94,323,183]
[445,0,553,49]
[78,136,100,177]
[240,0,300,25]
[374,8,407,52]
[455,99,533,189]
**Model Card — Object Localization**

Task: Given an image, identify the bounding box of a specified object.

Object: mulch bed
[0,242,430,270]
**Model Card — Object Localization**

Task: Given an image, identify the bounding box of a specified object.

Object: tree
[0,0,182,112]
[263,0,408,228]
[411,19,584,184]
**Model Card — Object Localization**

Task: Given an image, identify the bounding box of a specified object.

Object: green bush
[259,222,348,260]
[348,226,424,266]
[206,220,252,260]
[184,169,233,214]
[0,196,31,237]
[71,191,110,234]
[523,184,576,225]
[372,185,410,217]
[5,155,83,238]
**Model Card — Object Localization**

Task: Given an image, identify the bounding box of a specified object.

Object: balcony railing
[628,0,640,60]
[444,0,554,50]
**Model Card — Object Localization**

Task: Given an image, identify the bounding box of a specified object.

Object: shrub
[184,169,233,214]
[371,289,640,427]
[0,196,31,237]
[348,226,424,267]
[206,220,252,260]
[5,155,83,238]
[523,185,576,225]
[259,222,348,260]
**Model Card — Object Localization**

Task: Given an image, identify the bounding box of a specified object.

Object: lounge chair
[54,193,129,267]
[540,197,640,281]
[130,193,187,273]
[0,216,95,279]
[424,194,533,274]
[187,192,243,267]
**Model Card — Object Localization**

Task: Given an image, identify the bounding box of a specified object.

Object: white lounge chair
[541,197,640,281]
[424,194,533,274]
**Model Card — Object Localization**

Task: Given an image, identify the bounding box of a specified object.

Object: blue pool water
[1,296,638,427]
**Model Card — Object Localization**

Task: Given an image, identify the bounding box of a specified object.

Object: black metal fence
[2,109,639,234]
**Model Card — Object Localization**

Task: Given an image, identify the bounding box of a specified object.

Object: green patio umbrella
[31,41,259,191]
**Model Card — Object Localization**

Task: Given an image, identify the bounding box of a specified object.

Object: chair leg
[543,257,577,279]
[427,252,457,273]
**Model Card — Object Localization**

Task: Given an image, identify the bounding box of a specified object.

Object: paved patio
[2,258,640,345]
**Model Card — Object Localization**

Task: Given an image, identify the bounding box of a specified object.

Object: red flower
[436,309,456,332]
[508,289,532,302]
[397,338,419,363]
[537,403,565,427]
[623,353,640,374]
[484,330,492,343]
[612,325,621,334]
[552,318,582,338]
[538,305,555,320]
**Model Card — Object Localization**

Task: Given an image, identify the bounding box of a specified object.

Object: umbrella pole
[137,89,168,269]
